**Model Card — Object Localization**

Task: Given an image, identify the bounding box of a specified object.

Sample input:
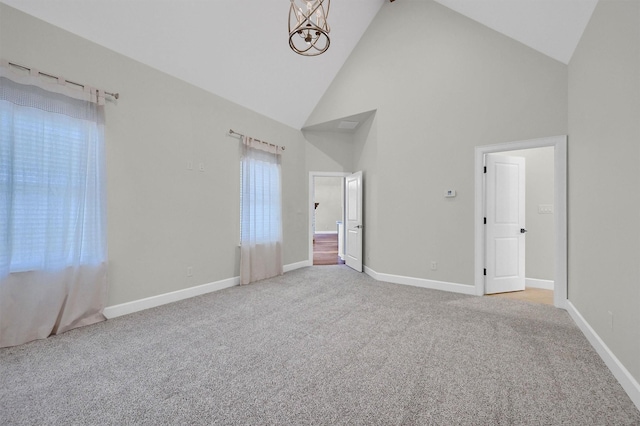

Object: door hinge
[483,217,486,224]
[483,268,486,276]
[484,166,487,173]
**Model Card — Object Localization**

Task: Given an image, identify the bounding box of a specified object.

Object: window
[240,151,282,244]
[0,77,106,274]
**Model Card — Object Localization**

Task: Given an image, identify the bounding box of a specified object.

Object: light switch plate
[538,204,553,214]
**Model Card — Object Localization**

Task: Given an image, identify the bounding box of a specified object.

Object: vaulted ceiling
[0,0,598,129]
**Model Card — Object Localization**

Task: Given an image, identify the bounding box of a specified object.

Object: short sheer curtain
[0,68,107,347]
[240,136,283,285]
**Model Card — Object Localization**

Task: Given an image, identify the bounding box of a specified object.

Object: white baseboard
[526,278,554,290]
[566,301,640,411]
[284,260,311,272]
[314,231,338,235]
[104,261,310,319]
[364,266,476,295]
[103,276,239,319]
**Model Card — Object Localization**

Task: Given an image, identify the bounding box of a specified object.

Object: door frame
[474,135,567,308]
[308,171,351,265]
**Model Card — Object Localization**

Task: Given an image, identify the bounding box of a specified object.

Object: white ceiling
[1,0,597,130]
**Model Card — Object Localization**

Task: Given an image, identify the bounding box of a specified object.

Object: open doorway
[309,172,350,266]
[474,135,567,309]
[312,176,345,265]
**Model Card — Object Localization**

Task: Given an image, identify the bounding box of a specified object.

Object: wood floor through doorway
[488,287,554,305]
[313,233,344,265]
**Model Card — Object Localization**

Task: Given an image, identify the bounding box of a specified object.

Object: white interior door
[345,171,363,272]
[485,154,526,294]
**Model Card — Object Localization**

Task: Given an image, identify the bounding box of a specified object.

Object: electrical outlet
[431,261,438,271]
[187,266,193,277]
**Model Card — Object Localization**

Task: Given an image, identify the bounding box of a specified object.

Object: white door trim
[309,171,351,265]
[474,136,567,309]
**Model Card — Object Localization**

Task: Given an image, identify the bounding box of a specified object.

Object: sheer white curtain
[0,66,107,347]
[240,136,283,285]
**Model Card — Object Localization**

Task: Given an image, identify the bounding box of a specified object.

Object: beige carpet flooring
[1,266,638,424]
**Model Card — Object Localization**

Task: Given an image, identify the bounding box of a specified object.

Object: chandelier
[288,0,331,56]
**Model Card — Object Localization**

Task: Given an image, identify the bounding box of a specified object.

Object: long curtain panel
[0,67,107,347]
[240,136,283,285]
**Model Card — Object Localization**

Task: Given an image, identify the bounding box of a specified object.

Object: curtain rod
[5,60,119,100]
[229,129,285,151]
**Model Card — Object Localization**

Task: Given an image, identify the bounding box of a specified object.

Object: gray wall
[503,148,555,281]
[353,115,378,267]
[314,177,343,233]
[306,0,567,285]
[568,0,640,383]
[304,130,353,173]
[0,4,310,307]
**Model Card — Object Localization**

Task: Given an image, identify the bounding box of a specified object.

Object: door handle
[354,225,363,229]
[520,228,528,233]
